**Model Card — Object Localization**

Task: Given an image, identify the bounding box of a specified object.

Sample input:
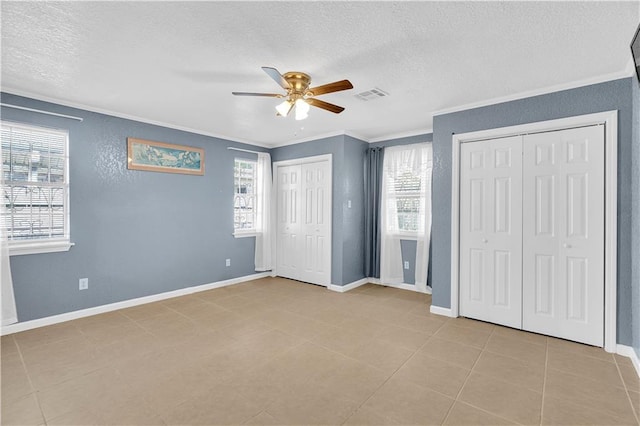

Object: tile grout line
[11,334,47,425]
[340,328,442,425]
[614,353,640,425]
[440,324,499,425]
[446,324,529,426]
[538,342,636,424]
[75,311,151,343]
[539,336,549,426]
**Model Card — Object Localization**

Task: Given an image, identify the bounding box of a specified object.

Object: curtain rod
[0,103,84,122]
[227,147,262,155]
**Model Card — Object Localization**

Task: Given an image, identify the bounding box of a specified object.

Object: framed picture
[127,138,205,175]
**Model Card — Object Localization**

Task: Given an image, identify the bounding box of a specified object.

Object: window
[382,144,432,236]
[393,170,422,232]
[1,121,72,255]
[380,143,432,289]
[233,158,257,234]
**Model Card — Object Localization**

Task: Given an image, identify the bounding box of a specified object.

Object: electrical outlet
[404,261,410,270]
[79,278,88,290]
[225,259,231,267]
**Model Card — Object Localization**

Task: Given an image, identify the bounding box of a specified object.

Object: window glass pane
[1,122,68,241]
[233,159,257,231]
[391,171,422,232]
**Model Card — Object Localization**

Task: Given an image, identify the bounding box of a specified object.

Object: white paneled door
[298,161,331,285]
[522,125,605,346]
[276,165,301,281]
[458,125,605,347]
[459,136,523,328]
[276,157,331,286]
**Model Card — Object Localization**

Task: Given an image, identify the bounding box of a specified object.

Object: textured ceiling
[1,1,638,146]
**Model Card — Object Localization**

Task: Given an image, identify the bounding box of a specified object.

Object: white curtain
[1,139,17,325]
[380,143,433,292]
[254,152,273,271]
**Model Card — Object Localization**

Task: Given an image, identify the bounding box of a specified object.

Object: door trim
[272,153,333,287]
[450,110,618,352]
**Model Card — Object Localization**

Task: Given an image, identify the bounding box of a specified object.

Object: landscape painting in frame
[127,138,205,175]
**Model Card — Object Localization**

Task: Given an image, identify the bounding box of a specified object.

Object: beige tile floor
[1,277,639,425]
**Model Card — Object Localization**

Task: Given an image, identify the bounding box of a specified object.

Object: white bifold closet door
[459,125,605,346]
[276,160,331,286]
[459,136,523,329]
[522,125,605,346]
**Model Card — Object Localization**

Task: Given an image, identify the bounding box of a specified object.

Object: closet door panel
[298,160,331,285]
[276,165,301,280]
[459,136,523,328]
[522,125,605,346]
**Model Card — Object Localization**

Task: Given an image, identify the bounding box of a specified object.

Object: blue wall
[2,93,268,322]
[342,136,368,284]
[631,77,640,358]
[431,78,636,345]
[270,134,368,286]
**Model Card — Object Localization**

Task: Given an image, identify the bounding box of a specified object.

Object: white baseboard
[328,278,370,293]
[430,305,455,318]
[328,277,432,295]
[617,344,640,378]
[0,272,270,336]
[368,278,432,294]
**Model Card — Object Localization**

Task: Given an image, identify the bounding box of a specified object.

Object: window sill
[233,231,259,238]
[9,240,74,256]
[387,233,419,241]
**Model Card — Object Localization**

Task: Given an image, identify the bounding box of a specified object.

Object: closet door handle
[563,243,572,248]
[482,239,489,243]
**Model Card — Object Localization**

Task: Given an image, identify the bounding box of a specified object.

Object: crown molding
[269,130,353,148]
[0,87,271,149]
[432,70,635,117]
[367,128,433,143]
[343,131,371,143]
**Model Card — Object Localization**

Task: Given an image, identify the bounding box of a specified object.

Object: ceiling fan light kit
[294,99,310,120]
[275,100,294,117]
[233,67,353,120]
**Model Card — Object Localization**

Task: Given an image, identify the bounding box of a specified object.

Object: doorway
[273,154,332,287]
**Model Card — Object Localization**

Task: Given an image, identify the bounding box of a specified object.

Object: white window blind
[234,158,257,231]
[1,121,69,243]
[391,170,422,232]
[382,145,432,235]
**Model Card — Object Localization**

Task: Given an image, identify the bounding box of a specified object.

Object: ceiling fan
[232,67,353,120]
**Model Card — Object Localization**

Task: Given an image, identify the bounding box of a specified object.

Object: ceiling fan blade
[307,79,353,96]
[307,98,345,114]
[262,67,291,90]
[232,92,282,97]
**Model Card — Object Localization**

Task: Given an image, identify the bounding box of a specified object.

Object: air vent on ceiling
[354,87,389,101]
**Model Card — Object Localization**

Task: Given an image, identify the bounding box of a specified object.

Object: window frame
[1,120,73,256]
[233,157,258,237]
